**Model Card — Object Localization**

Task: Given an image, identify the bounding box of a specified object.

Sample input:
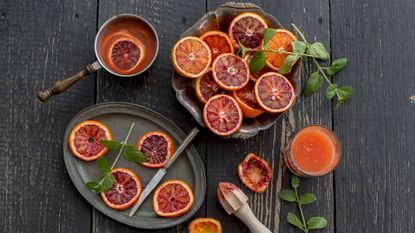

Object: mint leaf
[307,216,328,229]
[291,176,300,188]
[307,42,329,61]
[99,140,121,150]
[292,41,307,54]
[263,28,277,49]
[238,40,248,58]
[278,189,297,202]
[287,212,304,230]
[249,51,266,73]
[123,144,146,163]
[100,174,115,193]
[304,72,323,96]
[96,156,111,174]
[325,84,338,100]
[86,181,100,190]
[279,54,298,74]
[334,86,353,110]
[299,193,317,205]
[327,58,347,75]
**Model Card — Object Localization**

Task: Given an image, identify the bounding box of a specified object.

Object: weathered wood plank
[94,0,206,232]
[331,0,415,232]
[0,0,96,232]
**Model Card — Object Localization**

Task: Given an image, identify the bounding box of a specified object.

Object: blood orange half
[203,94,243,136]
[255,72,295,113]
[109,36,145,74]
[153,180,194,218]
[195,69,222,104]
[200,31,234,61]
[228,12,268,50]
[232,82,264,118]
[171,36,212,78]
[136,131,174,168]
[212,53,249,91]
[101,168,142,210]
[238,153,272,193]
[189,218,222,233]
[264,29,298,71]
[68,120,112,161]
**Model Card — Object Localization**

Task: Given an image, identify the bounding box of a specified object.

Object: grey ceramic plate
[63,102,206,229]
[172,2,303,139]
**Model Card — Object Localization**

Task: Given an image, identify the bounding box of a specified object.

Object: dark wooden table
[1,0,414,232]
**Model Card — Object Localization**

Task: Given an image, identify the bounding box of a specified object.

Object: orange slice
[153,180,194,217]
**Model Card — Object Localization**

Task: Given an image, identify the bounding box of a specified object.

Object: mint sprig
[85,123,146,194]
[278,176,328,232]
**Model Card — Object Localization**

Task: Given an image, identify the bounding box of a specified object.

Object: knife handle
[234,203,272,233]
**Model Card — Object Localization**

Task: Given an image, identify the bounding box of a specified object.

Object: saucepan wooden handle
[38,63,98,102]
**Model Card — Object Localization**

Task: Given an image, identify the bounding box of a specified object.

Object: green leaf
[307,42,329,61]
[249,51,267,73]
[263,28,277,49]
[291,176,300,188]
[292,41,307,54]
[238,40,248,58]
[123,144,146,163]
[299,193,317,205]
[99,139,121,151]
[86,181,100,190]
[287,212,304,230]
[278,189,297,202]
[307,216,328,229]
[327,58,347,75]
[96,156,111,174]
[100,174,115,193]
[304,72,324,96]
[325,84,338,100]
[279,54,299,74]
[334,86,353,110]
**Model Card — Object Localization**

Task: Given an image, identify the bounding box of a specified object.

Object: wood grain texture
[0,0,96,232]
[331,0,415,232]
[94,0,206,232]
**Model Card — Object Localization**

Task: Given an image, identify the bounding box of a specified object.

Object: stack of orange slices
[171,12,298,136]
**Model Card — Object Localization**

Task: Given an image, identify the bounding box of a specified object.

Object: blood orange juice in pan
[284,125,341,177]
[38,14,159,101]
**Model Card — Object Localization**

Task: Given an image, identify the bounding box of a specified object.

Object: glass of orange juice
[284,125,341,177]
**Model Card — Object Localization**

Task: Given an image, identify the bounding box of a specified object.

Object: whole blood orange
[238,153,272,193]
[109,36,145,74]
[203,94,243,137]
[212,53,249,91]
[264,29,298,71]
[231,82,264,118]
[153,180,194,217]
[101,168,142,210]
[228,12,268,50]
[254,72,295,113]
[189,218,222,233]
[68,120,112,161]
[195,69,222,104]
[171,36,212,78]
[200,31,234,61]
[136,131,174,168]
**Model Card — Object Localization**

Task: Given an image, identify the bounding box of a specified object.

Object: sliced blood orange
[238,153,272,193]
[101,168,142,210]
[189,218,222,233]
[171,36,212,78]
[68,120,112,161]
[200,31,234,61]
[244,52,274,82]
[229,12,268,50]
[263,29,298,71]
[136,131,174,168]
[232,82,264,118]
[203,94,243,136]
[212,53,249,91]
[153,180,194,217]
[255,72,295,113]
[195,69,222,104]
[109,36,145,73]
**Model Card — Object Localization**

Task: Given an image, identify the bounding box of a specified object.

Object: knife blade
[128,127,199,217]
